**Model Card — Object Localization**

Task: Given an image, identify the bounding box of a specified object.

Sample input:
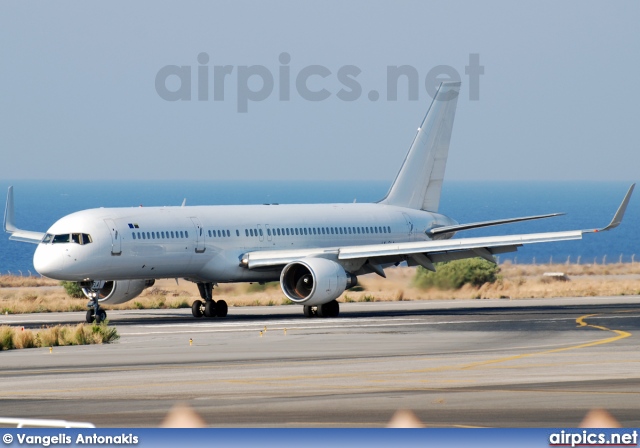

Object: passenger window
[236,230,240,236]
[142,233,146,240]
[245,229,248,237]
[226,230,230,237]
[132,233,137,240]
[179,231,183,238]
[152,233,155,240]
[259,229,263,236]
[286,229,290,235]
[185,231,189,238]
[250,229,254,237]
[216,230,220,237]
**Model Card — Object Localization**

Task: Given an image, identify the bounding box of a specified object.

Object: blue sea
[0,180,638,275]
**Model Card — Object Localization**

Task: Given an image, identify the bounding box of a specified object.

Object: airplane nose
[33,244,65,279]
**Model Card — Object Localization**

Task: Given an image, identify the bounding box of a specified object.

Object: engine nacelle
[280,258,356,306]
[81,279,155,305]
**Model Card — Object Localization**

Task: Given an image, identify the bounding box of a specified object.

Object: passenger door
[104,219,122,255]
[190,217,206,253]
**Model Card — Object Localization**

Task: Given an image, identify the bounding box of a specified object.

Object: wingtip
[594,183,635,232]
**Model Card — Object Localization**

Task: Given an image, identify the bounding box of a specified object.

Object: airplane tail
[379,81,460,212]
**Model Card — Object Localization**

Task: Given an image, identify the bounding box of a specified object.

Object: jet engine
[280,258,356,306]
[81,279,155,305]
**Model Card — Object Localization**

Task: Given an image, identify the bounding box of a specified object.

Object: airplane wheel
[328,300,340,317]
[303,305,313,318]
[317,301,339,318]
[216,300,228,317]
[204,301,217,318]
[192,300,204,318]
[86,309,95,323]
[96,309,107,323]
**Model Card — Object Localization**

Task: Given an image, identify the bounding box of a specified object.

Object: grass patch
[0,322,119,351]
[0,275,58,288]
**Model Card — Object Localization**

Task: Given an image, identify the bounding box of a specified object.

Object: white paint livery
[3,82,635,321]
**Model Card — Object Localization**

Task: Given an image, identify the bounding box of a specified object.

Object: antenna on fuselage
[181,199,186,207]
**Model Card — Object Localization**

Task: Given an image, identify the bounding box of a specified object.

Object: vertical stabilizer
[380,81,460,212]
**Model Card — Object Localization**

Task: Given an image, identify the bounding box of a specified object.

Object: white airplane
[3,82,635,323]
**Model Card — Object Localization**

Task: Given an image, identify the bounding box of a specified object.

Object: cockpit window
[49,233,92,245]
[52,234,70,244]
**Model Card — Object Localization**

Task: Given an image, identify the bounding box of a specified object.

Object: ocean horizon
[1,180,637,276]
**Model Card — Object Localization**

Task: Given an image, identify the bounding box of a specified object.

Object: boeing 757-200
[3,82,635,323]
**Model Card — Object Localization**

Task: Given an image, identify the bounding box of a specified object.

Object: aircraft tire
[204,301,217,318]
[216,300,228,317]
[303,305,313,318]
[192,300,204,318]
[86,309,95,323]
[96,309,107,323]
[329,300,340,317]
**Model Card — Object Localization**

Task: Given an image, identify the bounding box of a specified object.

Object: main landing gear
[82,280,108,324]
[192,282,228,319]
[303,300,340,318]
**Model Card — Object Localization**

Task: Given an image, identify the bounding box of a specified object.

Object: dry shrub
[0,326,15,350]
[37,326,61,347]
[0,323,119,351]
[12,329,35,349]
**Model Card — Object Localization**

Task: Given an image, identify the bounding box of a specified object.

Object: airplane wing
[4,186,45,244]
[242,184,635,271]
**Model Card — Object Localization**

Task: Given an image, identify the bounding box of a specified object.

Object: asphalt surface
[1,297,640,427]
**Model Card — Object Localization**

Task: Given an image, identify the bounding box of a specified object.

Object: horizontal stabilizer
[427,213,564,236]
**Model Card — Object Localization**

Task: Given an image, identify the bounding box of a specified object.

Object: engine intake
[81,279,155,305]
[280,258,356,306]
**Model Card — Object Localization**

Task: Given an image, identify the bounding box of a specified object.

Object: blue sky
[1,1,638,182]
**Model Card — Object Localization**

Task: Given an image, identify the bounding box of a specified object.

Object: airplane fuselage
[34,202,457,283]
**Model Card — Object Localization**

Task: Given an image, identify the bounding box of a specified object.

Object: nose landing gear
[192,282,228,319]
[82,280,108,324]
